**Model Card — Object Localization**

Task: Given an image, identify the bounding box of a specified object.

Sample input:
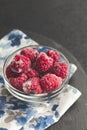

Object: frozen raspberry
[52,62,68,79]
[23,77,42,94]
[46,49,60,63]
[20,48,39,62]
[27,68,39,78]
[6,64,19,78]
[35,52,53,73]
[11,54,31,73]
[40,73,62,92]
[9,73,28,91]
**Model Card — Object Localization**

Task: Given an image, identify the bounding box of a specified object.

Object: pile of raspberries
[6,47,68,94]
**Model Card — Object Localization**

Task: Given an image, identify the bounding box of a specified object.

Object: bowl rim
[3,45,70,97]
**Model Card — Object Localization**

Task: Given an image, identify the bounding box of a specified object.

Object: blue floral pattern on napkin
[0,30,81,130]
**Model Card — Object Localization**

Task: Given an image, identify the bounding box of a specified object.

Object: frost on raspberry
[23,77,42,94]
[27,68,39,78]
[11,54,31,73]
[40,73,62,92]
[20,48,39,62]
[6,64,19,78]
[35,52,53,73]
[52,62,68,79]
[46,49,60,63]
[9,73,28,91]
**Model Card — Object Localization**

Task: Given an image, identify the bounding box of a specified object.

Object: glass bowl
[3,45,70,104]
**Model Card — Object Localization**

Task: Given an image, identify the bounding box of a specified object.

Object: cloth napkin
[0,30,81,130]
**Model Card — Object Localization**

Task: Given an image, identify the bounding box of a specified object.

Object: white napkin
[0,30,81,130]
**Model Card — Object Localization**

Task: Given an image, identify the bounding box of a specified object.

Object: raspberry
[46,49,60,63]
[11,54,31,73]
[20,48,39,62]
[6,46,68,94]
[40,73,62,92]
[52,62,68,79]
[23,77,42,94]
[27,68,39,78]
[35,52,53,73]
[6,64,19,78]
[9,73,28,91]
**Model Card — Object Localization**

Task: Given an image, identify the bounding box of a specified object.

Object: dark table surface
[0,0,87,130]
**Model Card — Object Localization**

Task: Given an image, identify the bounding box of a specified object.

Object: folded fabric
[0,30,81,130]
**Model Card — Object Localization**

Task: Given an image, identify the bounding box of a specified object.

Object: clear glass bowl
[3,45,70,104]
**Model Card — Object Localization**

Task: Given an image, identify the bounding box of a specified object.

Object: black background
[0,1,87,130]
[0,0,87,73]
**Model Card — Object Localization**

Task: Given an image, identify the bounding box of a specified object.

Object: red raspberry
[52,62,68,79]
[27,68,39,78]
[6,64,19,78]
[11,55,31,73]
[35,52,53,73]
[40,73,62,92]
[46,49,60,63]
[20,48,39,62]
[9,73,28,91]
[23,77,42,94]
